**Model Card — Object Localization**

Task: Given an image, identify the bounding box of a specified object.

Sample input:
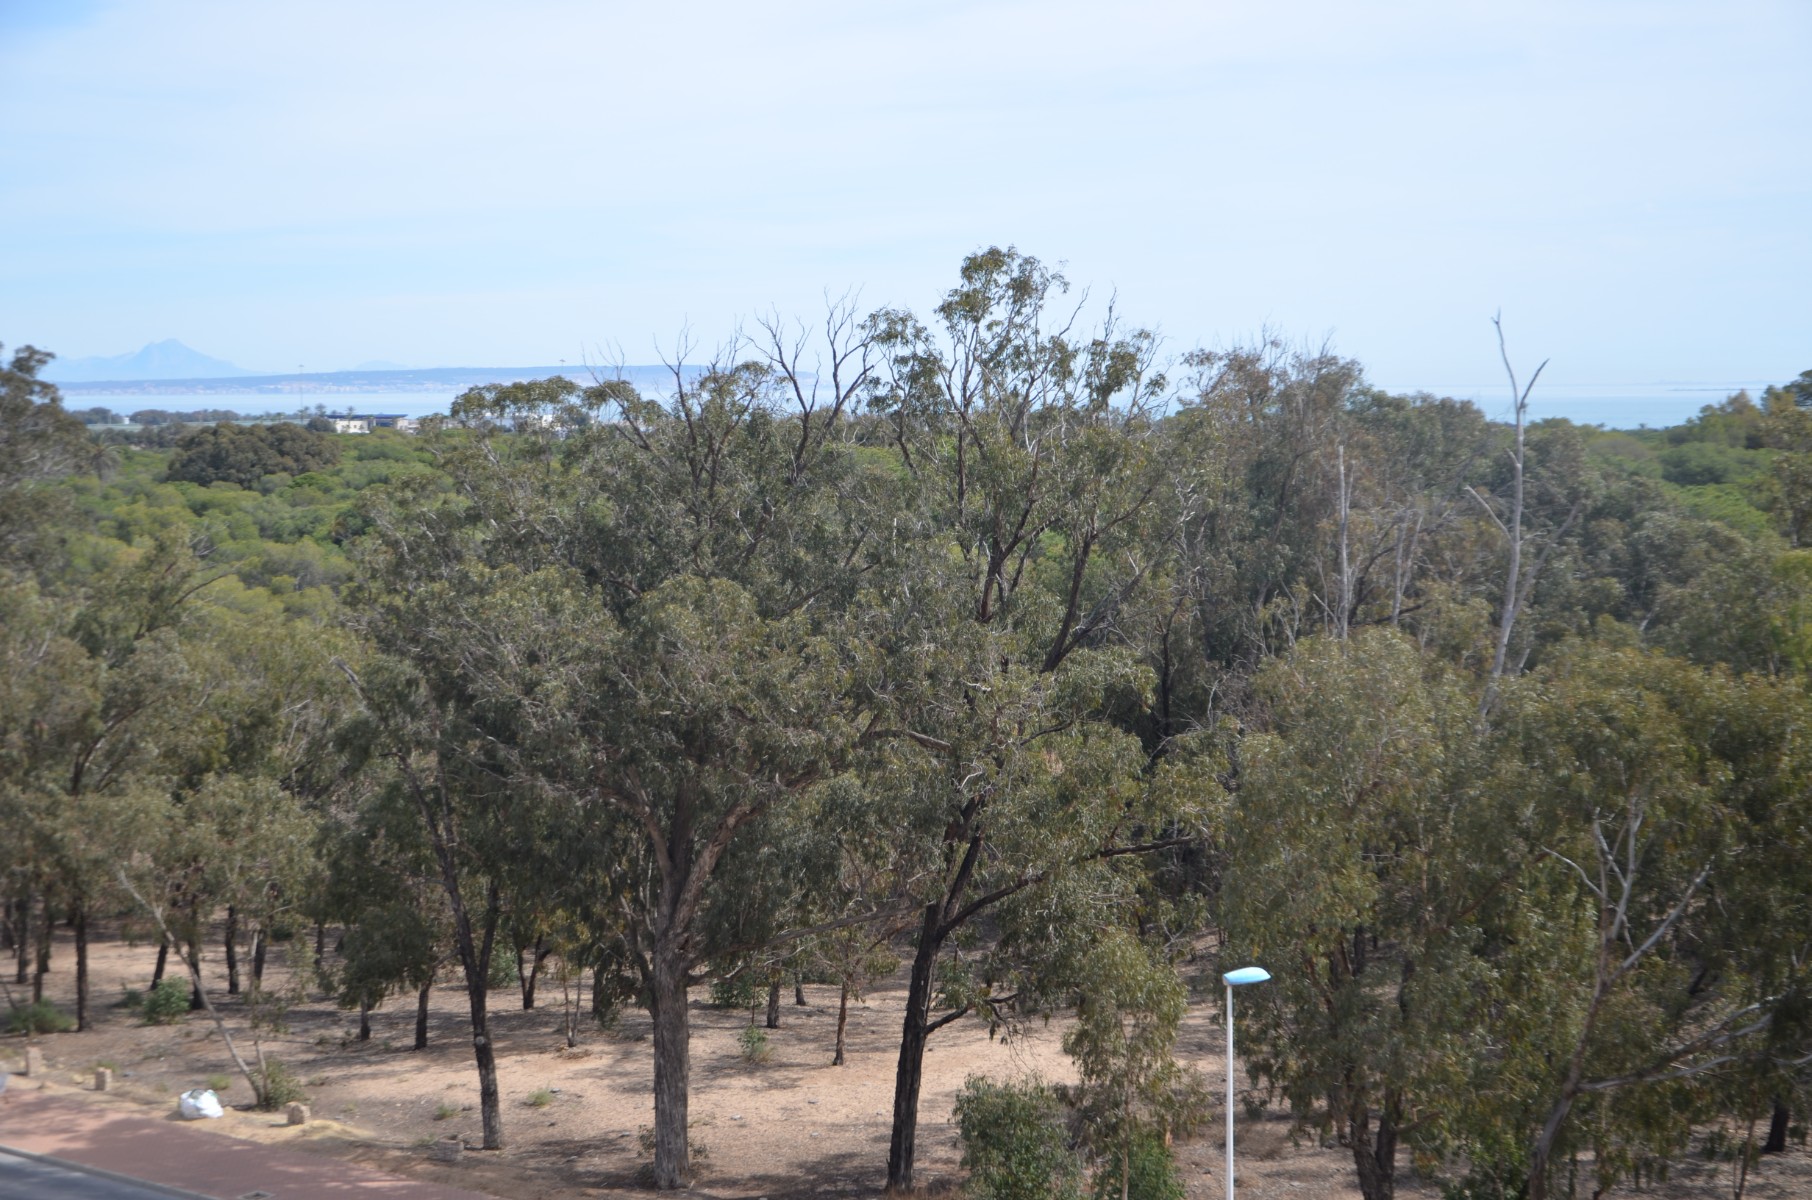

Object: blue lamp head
[1223,966,1271,986]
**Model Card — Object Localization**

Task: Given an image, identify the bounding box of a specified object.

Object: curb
[0,1140,221,1199]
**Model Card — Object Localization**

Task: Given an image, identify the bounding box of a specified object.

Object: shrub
[526,1088,555,1108]
[255,1059,306,1111]
[434,1102,460,1121]
[710,974,758,1010]
[116,988,144,1010]
[205,1073,232,1093]
[737,1025,772,1064]
[1091,1132,1185,1200]
[142,979,191,1024]
[954,1076,1082,1200]
[5,1000,74,1035]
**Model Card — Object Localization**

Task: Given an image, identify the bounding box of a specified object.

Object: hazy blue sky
[1,0,1806,404]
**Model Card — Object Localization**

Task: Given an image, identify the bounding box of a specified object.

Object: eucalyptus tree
[861,248,1198,1190]
[8,532,219,1028]
[349,328,885,1186]
[0,343,103,576]
[1502,643,1812,1200]
[1221,631,1538,1200]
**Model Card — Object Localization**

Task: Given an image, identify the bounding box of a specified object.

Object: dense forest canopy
[4,254,1811,1199]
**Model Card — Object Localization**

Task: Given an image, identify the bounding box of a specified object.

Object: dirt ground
[3,922,1810,1200]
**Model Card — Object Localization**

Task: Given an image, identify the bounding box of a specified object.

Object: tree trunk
[518,937,548,1010]
[224,906,239,995]
[415,982,432,1051]
[649,941,693,1189]
[73,903,89,1032]
[32,898,52,1004]
[766,977,781,1029]
[358,997,372,1041]
[887,907,942,1191]
[251,929,266,989]
[1761,1102,1790,1160]
[1765,1099,1790,1154]
[151,939,168,988]
[314,919,325,975]
[795,975,807,1006]
[187,946,205,1010]
[12,896,28,985]
[833,981,850,1066]
[1349,1097,1400,1200]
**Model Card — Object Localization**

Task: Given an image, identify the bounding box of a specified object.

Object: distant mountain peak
[43,340,256,383]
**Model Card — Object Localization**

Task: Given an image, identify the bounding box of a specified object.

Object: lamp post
[1222,966,1271,1200]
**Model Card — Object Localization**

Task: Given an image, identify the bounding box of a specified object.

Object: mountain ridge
[43,339,256,382]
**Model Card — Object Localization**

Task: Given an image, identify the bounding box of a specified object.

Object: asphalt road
[0,1149,205,1199]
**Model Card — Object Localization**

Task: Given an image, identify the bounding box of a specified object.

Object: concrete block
[94,1067,112,1092]
[23,1047,45,1077]
[431,1135,464,1163]
[285,1102,310,1125]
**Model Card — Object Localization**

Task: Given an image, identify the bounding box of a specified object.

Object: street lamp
[1222,966,1271,1200]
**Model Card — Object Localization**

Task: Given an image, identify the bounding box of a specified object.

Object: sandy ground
[3,922,1810,1199]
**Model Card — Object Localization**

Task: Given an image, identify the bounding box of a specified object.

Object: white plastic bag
[179,1087,224,1119]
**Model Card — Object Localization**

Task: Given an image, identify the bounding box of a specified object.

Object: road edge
[0,1141,221,1200]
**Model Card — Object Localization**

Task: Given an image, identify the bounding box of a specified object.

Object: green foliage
[710,974,759,1010]
[736,1025,772,1064]
[205,1073,232,1092]
[1090,1132,1185,1200]
[141,979,192,1025]
[6,1000,75,1034]
[165,421,339,489]
[434,1101,460,1121]
[526,1087,555,1108]
[953,1076,1083,1200]
[254,1058,306,1110]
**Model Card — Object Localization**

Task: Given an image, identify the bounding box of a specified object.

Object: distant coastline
[53,363,677,397]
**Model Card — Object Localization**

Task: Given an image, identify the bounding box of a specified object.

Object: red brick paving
[0,1086,497,1200]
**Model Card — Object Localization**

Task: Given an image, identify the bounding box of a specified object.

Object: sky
[1,0,1806,415]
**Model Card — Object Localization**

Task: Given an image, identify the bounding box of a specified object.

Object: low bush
[709,974,758,1010]
[1091,1132,1186,1200]
[6,1000,74,1035]
[141,979,190,1025]
[737,1025,772,1064]
[954,1075,1082,1200]
[255,1059,306,1111]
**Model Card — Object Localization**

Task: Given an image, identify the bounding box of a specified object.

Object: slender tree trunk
[766,977,781,1029]
[12,896,28,985]
[887,907,942,1191]
[32,897,52,1004]
[650,939,693,1189]
[73,903,89,1032]
[251,929,266,989]
[833,981,850,1066]
[314,919,325,975]
[1765,1099,1790,1154]
[151,939,168,988]
[187,945,204,1010]
[795,975,807,1006]
[1735,1110,1760,1200]
[518,937,548,1010]
[468,961,503,1148]
[415,982,432,1051]
[358,997,372,1041]
[224,906,239,995]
